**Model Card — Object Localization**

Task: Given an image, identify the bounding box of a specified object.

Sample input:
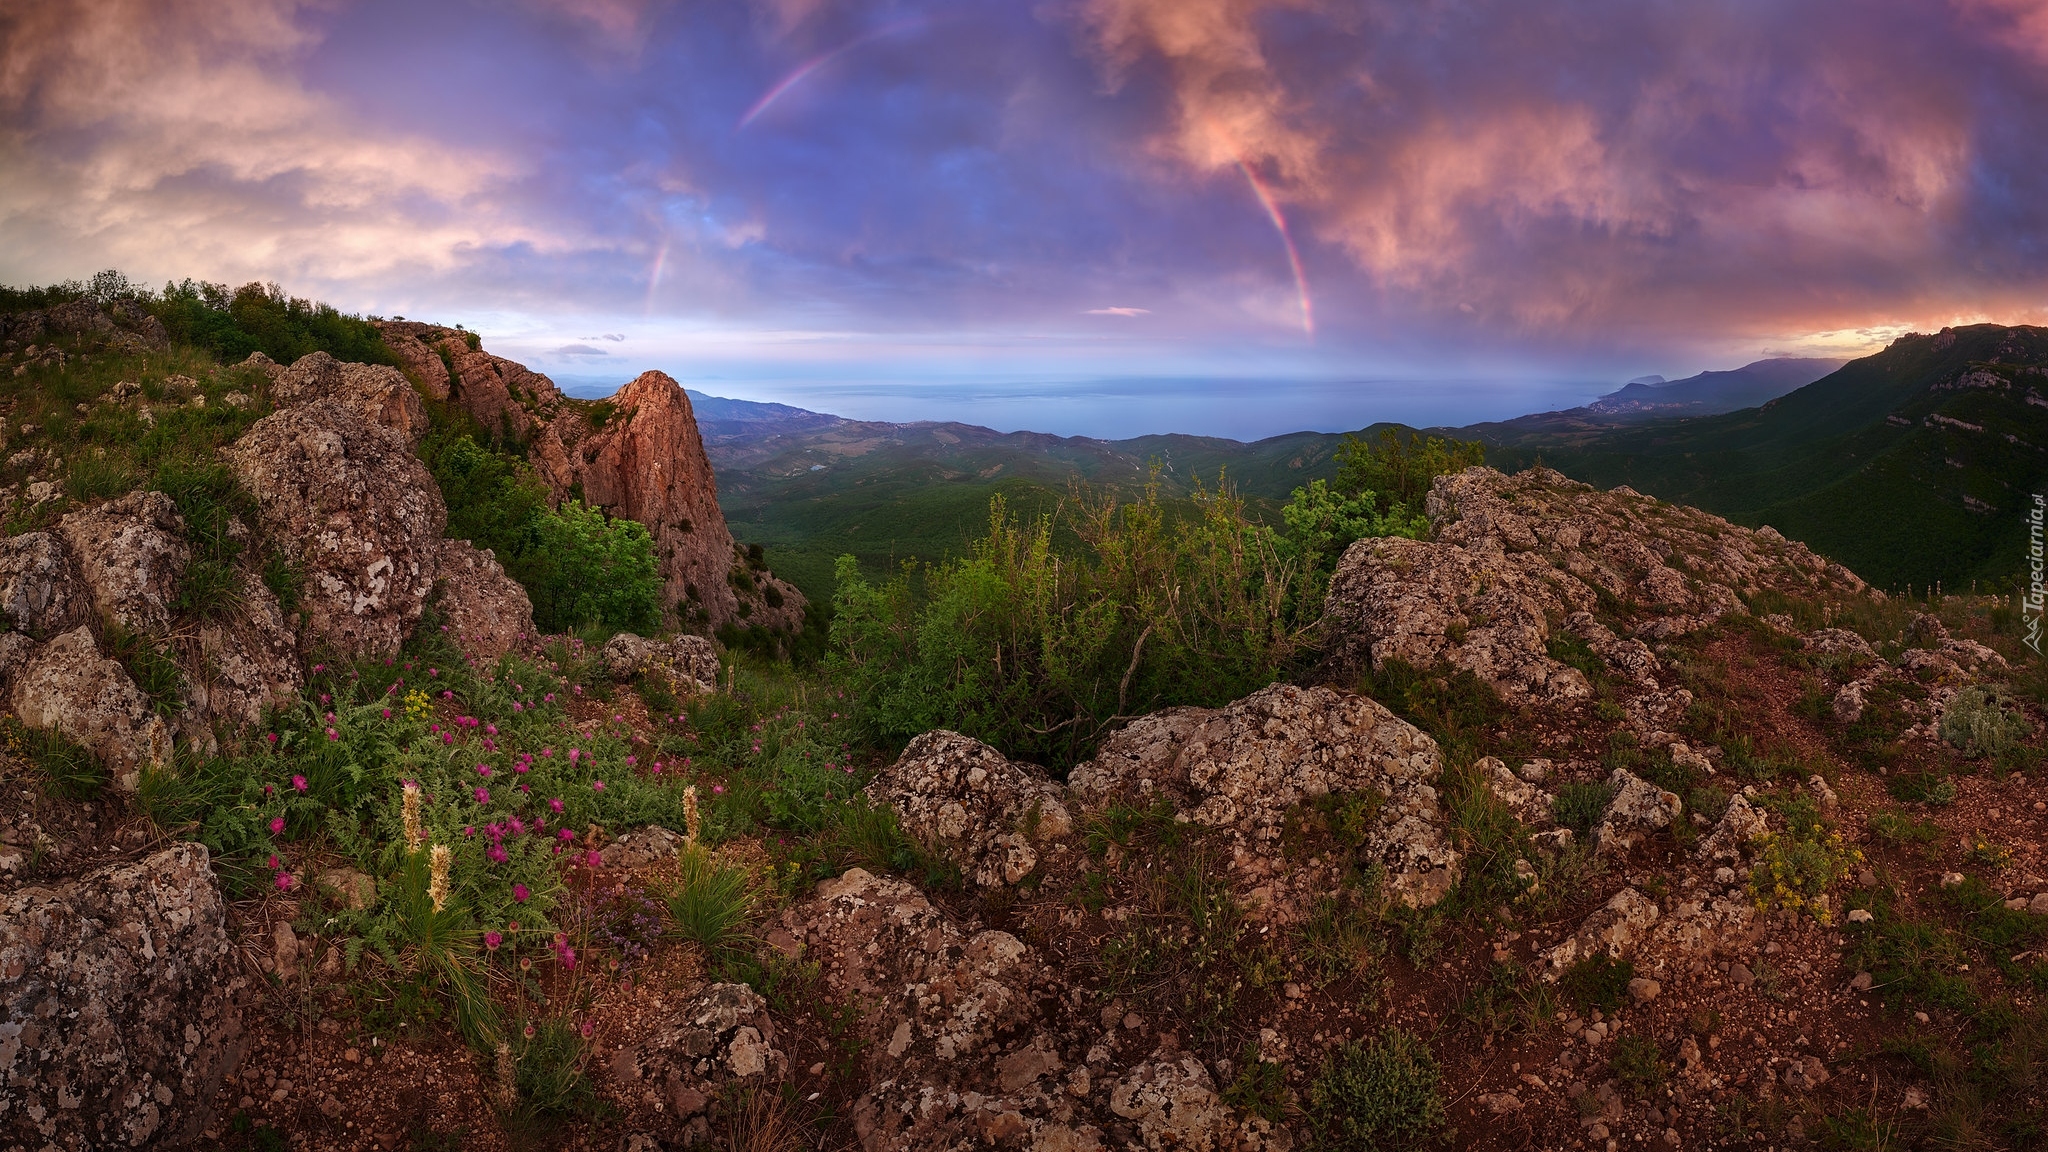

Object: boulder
[0,844,246,1149]
[57,489,190,634]
[599,631,721,695]
[434,539,535,661]
[271,352,429,441]
[614,982,785,1138]
[185,566,302,736]
[1540,887,1661,979]
[223,401,447,657]
[8,626,172,789]
[0,531,90,636]
[867,731,1073,888]
[1694,794,1768,863]
[1595,768,1682,853]
[45,299,114,337]
[1110,1056,1288,1151]
[1070,683,1458,909]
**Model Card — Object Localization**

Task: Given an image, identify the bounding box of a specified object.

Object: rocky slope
[376,321,805,635]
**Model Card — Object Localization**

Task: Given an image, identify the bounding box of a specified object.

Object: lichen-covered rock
[0,531,90,636]
[434,538,535,660]
[1540,887,1661,979]
[1595,768,1682,853]
[185,566,302,737]
[1109,1056,1291,1151]
[614,982,785,1140]
[1072,684,1457,909]
[1324,466,1869,704]
[1695,794,1768,862]
[599,632,722,696]
[8,626,172,789]
[224,401,447,657]
[271,351,429,441]
[868,731,1073,888]
[1481,755,1551,825]
[57,489,189,634]
[0,844,245,1149]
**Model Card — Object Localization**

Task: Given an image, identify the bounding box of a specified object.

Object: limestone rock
[0,531,90,636]
[1695,794,1768,862]
[224,401,447,657]
[434,538,535,661]
[1324,467,1869,705]
[599,631,721,697]
[868,731,1072,888]
[271,351,428,441]
[57,489,189,634]
[1072,684,1457,909]
[615,982,785,1126]
[185,566,303,735]
[8,626,172,789]
[1540,888,1661,979]
[1109,1056,1288,1151]
[1482,755,1550,825]
[1595,768,1682,853]
[0,844,245,1150]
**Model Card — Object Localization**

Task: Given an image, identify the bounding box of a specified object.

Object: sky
[4,0,2048,436]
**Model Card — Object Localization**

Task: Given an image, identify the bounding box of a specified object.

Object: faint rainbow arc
[644,238,669,312]
[1234,160,1315,339]
[737,18,927,129]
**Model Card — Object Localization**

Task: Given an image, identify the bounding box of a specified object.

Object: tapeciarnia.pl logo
[2026,491,2044,656]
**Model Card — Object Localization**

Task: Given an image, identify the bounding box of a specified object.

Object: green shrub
[511,1017,595,1117]
[66,447,137,502]
[1333,428,1485,515]
[1939,685,2033,760]
[1222,1047,1289,1123]
[1304,1026,1448,1151]
[2,718,107,799]
[1887,771,1959,806]
[1558,954,1634,1014]
[152,278,399,366]
[102,622,183,716]
[1611,1034,1665,1097]
[1552,782,1614,840]
[667,845,755,955]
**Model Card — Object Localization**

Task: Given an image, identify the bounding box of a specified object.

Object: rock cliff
[375,322,804,635]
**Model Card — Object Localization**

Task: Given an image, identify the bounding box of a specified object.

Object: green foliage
[1334,429,1485,515]
[830,480,1363,768]
[1558,954,1634,1014]
[1939,685,2034,761]
[1748,813,1861,925]
[102,622,183,717]
[150,459,258,620]
[66,447,138,502]
[1304,1027,1449,1151]
[1551,782,1615,840]
[1887,771,1959,807]
[1611,1034,1666,1097]
[1222,1048,1290,1123]
[2,717,107,800]
[423,432,661,633]
[667,845,755,955]
[152,278,399,366]
[512,1017,596,1117]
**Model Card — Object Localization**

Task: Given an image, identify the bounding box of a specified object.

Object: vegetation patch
[1304,1026,1449,1151]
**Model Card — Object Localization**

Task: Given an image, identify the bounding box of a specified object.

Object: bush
[1305,1027,1448,1151]
[2,718,107,799]
[1552,782,1615,840]
[1559,954,1634,1014]
[1939,685,2033,760]
[667,845,754,956]
[1611,1034,1665,1097]
[1748,821,1862,926]
[152,278,399,366]
[423,432,661,634]
[1333,428,1485,515]
[832,479,1425,770]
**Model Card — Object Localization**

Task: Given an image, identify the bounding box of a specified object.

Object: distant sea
[547,375,1614,441]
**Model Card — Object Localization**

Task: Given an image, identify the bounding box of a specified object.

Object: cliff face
[374,322,804,636]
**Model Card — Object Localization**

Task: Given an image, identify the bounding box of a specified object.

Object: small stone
[272,921,299,975]
[1849,971,1873,992]
[1122,1012,1144,1031]
[1729,963,1754,987]
[1847,909,1874,924]
[1941,872,1966,887]
[2029,893,2048,914]
[808,1062,825,1075]
[344,1048,360,1062]
[1914,1011,1931,1024]
[1283,983,1306,1000]
[1857,869,1877,888]
[1627,977,1661,1003]
[1588,1122,1610,1140]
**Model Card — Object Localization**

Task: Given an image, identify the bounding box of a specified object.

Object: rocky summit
[0,293,2042,1152]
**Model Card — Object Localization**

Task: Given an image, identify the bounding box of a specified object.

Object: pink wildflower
[513,883,530,902]
[269,816,285,835]
[474,785,490,803]
[484,931,502,950]
[291,774,308,793]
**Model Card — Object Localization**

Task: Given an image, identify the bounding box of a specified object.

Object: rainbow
[644,238,669,312]
[1235,160,1315,339]
[737,18,928,129]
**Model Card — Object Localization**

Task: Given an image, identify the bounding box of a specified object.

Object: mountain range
[695,340,2046,600]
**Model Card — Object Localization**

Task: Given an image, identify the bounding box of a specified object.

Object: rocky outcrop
[378,321,804,636]
[0,531,90,637]
[271,351,428,441]
[224,401,447,657]
[1070,683,1458,910]
[433,539,535,661]
[599,632,721,695]
[615,982,785,1145]
[0,844,245,1149]
[8,627,172,789]
[57,490,189,634]
[1594,768,1682,854]
[867,731,1074,888]
[1539,887,1661,979]
[184,566,302,736]
[546,371,805,635]
[1325,467,1869,701]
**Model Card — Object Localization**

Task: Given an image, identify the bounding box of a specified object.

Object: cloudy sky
[4,0,2047,434]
